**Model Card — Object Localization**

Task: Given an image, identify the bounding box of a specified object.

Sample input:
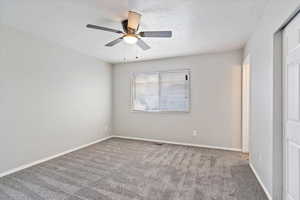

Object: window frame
[130,69,191,113]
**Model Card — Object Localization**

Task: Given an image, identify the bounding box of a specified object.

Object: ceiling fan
[86,11,172,50]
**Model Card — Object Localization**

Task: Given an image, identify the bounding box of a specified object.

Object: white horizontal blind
[133,72,159,111]
[160,71,190,111]
[132,70,190,112]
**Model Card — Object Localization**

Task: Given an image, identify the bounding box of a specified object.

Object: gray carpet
[0,138,268,200]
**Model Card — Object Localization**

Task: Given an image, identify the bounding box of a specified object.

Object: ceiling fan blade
[128,11,141,31]
[105,37,124,47]
[86,24,123,34]
[139,31,172,38]
[136,38,150,50]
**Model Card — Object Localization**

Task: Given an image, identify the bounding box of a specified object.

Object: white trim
[249,163,273,200]
[242,54,250,153]
[112,135,241,152]
[0,136,113,178]
[273,30,284,200]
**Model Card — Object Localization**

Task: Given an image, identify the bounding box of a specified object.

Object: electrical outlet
[193,130,198,136]
[258,154,262,162]
[104,125,109,132]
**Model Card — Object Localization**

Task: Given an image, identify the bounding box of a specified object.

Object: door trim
[242,54,250,153]
[273,30,283,200]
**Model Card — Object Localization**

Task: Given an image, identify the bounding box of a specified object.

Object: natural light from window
[131,70,190,112]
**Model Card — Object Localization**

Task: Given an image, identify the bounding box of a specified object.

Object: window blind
[132,70,190,112]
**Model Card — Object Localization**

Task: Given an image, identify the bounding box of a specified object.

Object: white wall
[0,24,112,175]
[113,50,242,150]
[244,0,300,198]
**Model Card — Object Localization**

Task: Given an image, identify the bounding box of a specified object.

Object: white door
[242,55,250,153]
[283,12,300,200]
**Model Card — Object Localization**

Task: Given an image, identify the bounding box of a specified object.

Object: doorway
[242,55,250,153]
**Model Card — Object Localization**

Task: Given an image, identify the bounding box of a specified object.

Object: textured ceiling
[0,0,268,63]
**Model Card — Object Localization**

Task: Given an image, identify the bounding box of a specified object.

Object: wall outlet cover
[193,130,198,136]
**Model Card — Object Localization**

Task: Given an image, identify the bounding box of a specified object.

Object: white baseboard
[0,136,113,178]
[249,163,272,200]
[112,135,241,152]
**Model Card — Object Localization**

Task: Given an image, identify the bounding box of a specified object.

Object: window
[131,70,190,112]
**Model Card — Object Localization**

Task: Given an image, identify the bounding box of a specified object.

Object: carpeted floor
[0,138,268,200]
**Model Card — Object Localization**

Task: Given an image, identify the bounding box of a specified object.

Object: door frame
[273,7,300,200]
[242,55,251,153]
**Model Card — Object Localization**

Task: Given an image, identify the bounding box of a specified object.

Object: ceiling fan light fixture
[123,34,138,44]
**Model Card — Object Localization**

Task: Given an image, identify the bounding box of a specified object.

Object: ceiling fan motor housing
[122,19,138,34]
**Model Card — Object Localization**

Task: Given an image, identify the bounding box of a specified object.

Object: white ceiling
[0,0,268,64]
